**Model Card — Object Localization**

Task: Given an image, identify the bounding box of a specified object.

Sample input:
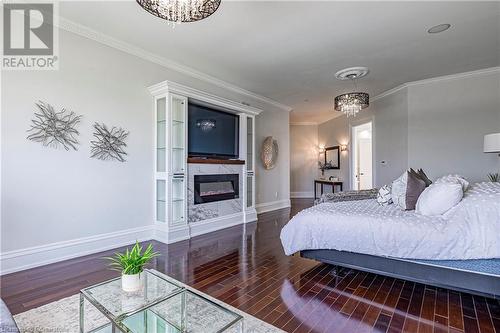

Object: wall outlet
[275,191,278,198]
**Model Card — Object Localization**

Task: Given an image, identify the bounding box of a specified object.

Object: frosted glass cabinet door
[156,180,166,222]
[156,97,167,173]
[170,96,186,174]
[246,117,253,171]
[171,178,185,224]
[246,176,253,208]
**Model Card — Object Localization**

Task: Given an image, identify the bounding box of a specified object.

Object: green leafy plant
[488,173,499,182]
[318,160,333,176]
[105,242,160,275]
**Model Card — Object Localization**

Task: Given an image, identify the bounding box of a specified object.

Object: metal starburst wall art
[27,101,82,150]
[90,123,129,162]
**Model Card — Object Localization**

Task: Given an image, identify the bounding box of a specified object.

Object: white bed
[281,182,500,260]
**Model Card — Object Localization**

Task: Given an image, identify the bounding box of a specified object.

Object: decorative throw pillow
[435,174,470,192]
[416,183,463,216]
[417,168,433,187]
[377,185,393,206]
[392,170,427,210]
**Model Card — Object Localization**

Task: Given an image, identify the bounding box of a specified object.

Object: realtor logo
[2,2,59,70]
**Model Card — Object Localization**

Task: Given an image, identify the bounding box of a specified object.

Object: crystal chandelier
[136,0,221,23]
[334,92,369,117]
[334,67,370,117]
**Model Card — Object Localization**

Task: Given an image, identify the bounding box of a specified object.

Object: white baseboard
[189,213,244,238]
[154,223,190,245]
[0,226,154,275]
[245,209,258,223]
[0,211,260,275]
[255,199,291,214]
[290,191,314,198]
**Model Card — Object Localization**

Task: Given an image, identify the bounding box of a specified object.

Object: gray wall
[317,115,356,185]
[407,72,500,182]
[290,124,318,197]
[316,88,408,189]
[1,28,290,253]
[373,89,409,186]
[255,110,291,205]
[316,69,500,190]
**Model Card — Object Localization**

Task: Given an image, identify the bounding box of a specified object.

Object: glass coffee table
[80,269,243,333]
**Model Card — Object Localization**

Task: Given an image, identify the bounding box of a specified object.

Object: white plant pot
[121,272,143,292]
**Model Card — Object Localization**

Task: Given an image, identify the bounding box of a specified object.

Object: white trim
[372,66,500,102]
[148,81,263,116]
[290,122,319,126]
[349,118,374,191]
[56,17,292,113]
[245,209,258,223]
[0,204,281,275]
[189,213,245,238]
[0,226,154,275]
[153,223,190,245]
[290,191,314,198]
[255,199,291,214]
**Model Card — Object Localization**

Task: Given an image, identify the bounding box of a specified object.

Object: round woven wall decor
[260,136,279,170]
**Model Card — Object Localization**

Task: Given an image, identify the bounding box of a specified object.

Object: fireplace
[194,174,239,204]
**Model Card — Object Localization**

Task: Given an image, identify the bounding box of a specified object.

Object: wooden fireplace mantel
[187,157,245,165]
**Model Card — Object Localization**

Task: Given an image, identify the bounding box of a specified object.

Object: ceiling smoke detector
[428,24,451,34]
[334,67,370,81]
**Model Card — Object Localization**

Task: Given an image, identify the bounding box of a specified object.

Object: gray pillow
[392,170,427,210]
[417,168,432,187]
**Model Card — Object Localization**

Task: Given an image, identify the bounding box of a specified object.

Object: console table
[314,179,343,200]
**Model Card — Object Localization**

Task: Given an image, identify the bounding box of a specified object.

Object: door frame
[349,117,375,190]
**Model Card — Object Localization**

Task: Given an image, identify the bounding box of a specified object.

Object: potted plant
[488,172,499,182]
[106,242,159,292]
[318,160,333,178]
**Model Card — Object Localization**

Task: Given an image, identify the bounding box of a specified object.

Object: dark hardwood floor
[1,199,499,333]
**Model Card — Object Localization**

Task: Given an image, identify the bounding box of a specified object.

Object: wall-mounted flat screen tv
[188,103,239,159]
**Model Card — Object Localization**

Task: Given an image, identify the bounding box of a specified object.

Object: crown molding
[148,80,263,115]
[56,17,293,113]
[290,122,318,126]
[373,66,500,102]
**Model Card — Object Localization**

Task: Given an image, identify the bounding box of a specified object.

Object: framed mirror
[324,146,340,169]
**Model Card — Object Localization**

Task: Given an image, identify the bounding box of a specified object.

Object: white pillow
[416,183,463,216]
[435,174,470,192]
[377,185,393,206]
[392,170,426,210]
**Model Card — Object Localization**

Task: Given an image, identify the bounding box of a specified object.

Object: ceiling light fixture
[427,23,451,34]
[334,67,370,117]
[136,0,221,23]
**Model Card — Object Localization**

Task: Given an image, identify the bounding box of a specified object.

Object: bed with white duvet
[280,182,500,260]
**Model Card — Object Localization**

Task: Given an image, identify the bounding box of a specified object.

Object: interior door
[358,138,372,189]
[352,122,373,190]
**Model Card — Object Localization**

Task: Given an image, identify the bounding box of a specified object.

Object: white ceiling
[60,1,500,124]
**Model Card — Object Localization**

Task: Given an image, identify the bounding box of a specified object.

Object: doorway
[351,122,373,190]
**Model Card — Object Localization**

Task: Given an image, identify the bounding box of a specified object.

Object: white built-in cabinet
[245,116,256,211]
[150,81,259,243]
[154,92,189,243]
